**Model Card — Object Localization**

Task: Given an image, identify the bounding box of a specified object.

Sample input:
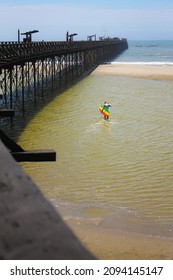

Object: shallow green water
[19,74,173,238]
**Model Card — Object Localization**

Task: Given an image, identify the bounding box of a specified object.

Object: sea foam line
[111,61,173,66]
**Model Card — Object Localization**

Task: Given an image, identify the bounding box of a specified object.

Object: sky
[0,0,173,41]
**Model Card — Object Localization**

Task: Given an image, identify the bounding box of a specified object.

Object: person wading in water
[102,101,111,119]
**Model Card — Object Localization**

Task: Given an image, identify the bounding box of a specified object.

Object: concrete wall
[0,141,95,259]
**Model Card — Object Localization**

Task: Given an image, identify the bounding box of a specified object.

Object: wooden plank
[11,149,56,162]
[0,109,15,117]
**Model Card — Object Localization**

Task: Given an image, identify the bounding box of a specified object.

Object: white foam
[111,61,173,66]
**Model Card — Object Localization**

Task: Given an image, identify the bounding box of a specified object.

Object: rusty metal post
[21,65,25,112]
[41,60,44,99]
[15,66,18,99]
[9,69,13,110]
[33,62,36,104]
[65,55,68,84]
[51,58,54,92]
[4,69,7,108]
[59,56,62,87]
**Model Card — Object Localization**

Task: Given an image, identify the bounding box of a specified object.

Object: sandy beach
[66,219,173,260]
[91,64,173,81]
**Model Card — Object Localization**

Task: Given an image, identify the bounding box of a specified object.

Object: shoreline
[91,64,173,81]
[54,204,173,260]
[65,218,173,260]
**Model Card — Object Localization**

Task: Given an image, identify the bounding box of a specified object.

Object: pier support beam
[0,40,128,114]
[0,129,56,162]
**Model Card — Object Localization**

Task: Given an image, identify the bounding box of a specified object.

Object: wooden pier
[0,38,128,162]
[0,39,128,113]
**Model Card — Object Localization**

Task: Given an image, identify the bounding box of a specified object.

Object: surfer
[102,101,111,119]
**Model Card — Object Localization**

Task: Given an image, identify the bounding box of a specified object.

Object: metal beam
[0,129,56,162]
[0,109,14,117]
[11,150,56,162]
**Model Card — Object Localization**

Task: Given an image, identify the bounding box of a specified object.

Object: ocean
[113,40,173,65]
[18,40,173,255]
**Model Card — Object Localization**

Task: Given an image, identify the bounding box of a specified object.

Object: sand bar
[91,64,173,81]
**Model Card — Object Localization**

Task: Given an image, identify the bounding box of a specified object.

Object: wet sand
[66,219,173,260]
[91,64,173,81]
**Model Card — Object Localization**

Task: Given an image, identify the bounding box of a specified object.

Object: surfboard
[99,105,110,117]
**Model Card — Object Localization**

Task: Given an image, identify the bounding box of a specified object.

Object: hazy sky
[0,0,173,41]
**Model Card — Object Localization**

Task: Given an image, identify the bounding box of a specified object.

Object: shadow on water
[0,69,95,142]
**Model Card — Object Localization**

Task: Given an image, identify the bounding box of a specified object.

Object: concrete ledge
[0,141,95,259]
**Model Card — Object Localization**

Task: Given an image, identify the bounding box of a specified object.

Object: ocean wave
[111,61,173,66]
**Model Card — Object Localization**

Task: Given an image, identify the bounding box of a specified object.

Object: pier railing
[0,39,127,68]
